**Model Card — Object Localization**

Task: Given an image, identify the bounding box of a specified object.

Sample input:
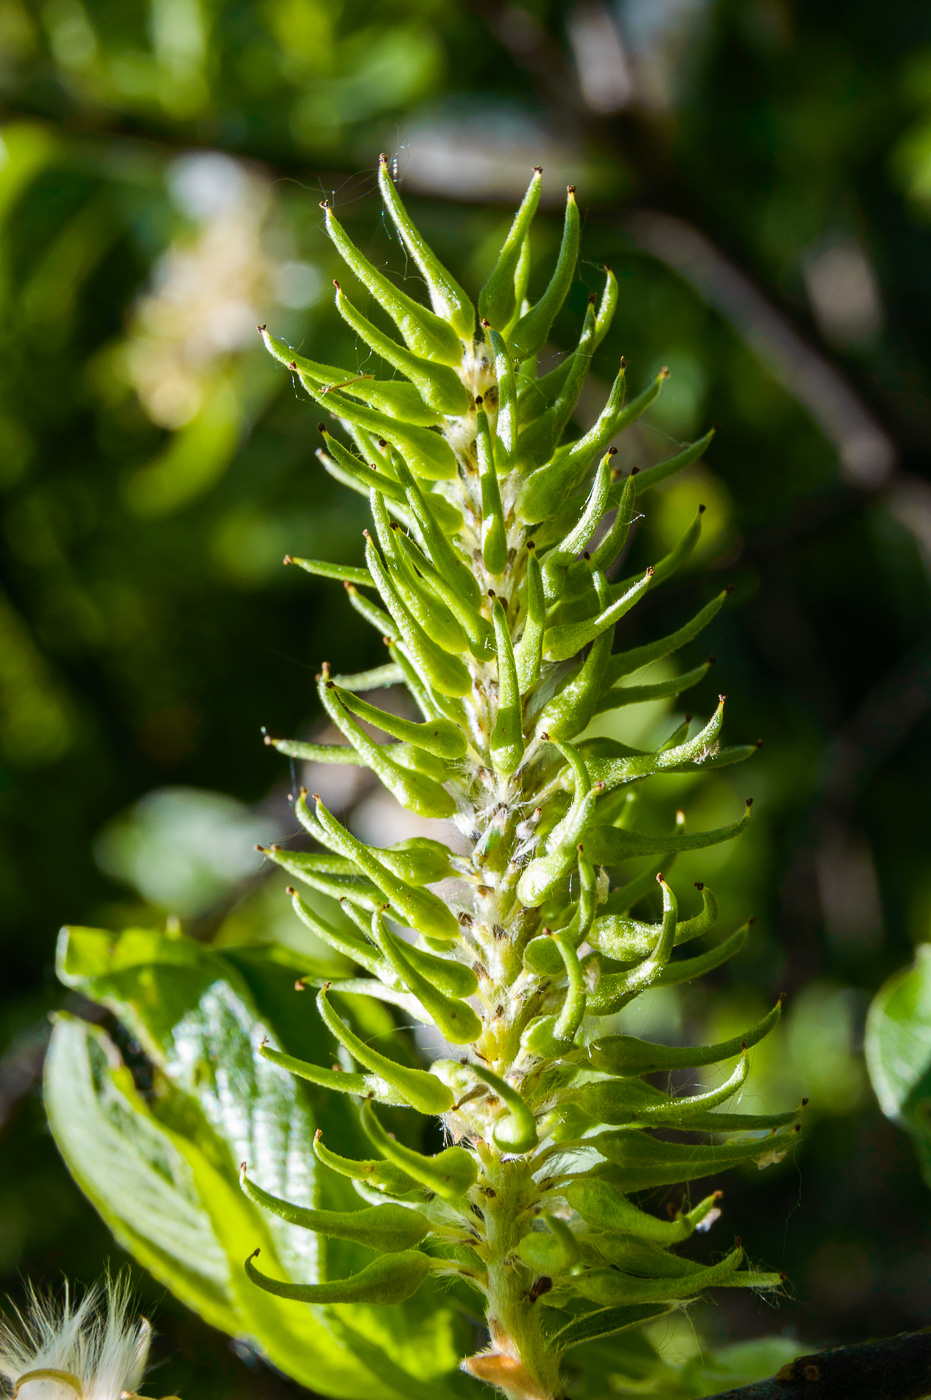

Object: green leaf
[866,944,931,1186]
[48,927,467,1396]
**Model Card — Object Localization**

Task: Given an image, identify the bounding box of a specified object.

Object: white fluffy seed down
[0,1277,151,1400]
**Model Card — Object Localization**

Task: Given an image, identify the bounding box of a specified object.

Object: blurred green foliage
[2,0,931,1396]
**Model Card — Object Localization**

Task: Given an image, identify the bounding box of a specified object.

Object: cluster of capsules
[244,158,802,1397]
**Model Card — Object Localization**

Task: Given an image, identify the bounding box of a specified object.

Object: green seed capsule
[544,567,653,663]
[313,1131,420,1196]
[365,536,472,698]
[261,329,441,427]
[287,887,384,975]
[585,697,726,790]
[360,1100,478,1201]
[317,987,454,1115]
[591,882,719,960]
[521,929,586,1058]
[585,800,753,865]
[632,428,716,498]
[371,910,478,1000]
[595,1124,801,1192]
[334,682,466,761]
[566,1179,721,1243]
[240,1166,431,1251]
[312,797,459,942]
[536,572,612,740]
[517,1215,580,1275]
[510,187,580,362]
[378,154,476,340]
[541,451,613,598]
[334,282,471,416]
[479,168,543,331]
[391,527,492,659]
[246,1246,431,1306]
[514,546,544,693]
[476,405,508,577]
[607,590,728,683]
[370,910,481,1045]
[469,1063,539,1154]
[486,326,518,469]
[490,598,525,776]
[322,201,462,365]
[574,1245,745,1307]
[588,999,783,1077]
[309,381,458,481]
[391,457,482,612]
[318,671,456,819]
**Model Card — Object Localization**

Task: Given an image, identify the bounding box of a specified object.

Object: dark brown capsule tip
[257,323,266,332]
[707,655,716,665]
[755,738,764,748]
[630,465,640,476]
[698,503,707,514]
[533,165,543,173]
[694,881,704,891]
[254,844,264,852]
[746,797,754,807]
[378,439,387,448]
[725,584,735,595]
[646,566,655,577]
[333,278,340,291]
[620,355,628,368]
[317,422,327,433]
[567,185,576,195]
[608,445,618,456]
[735,1235,742,1248]
[249,1247,261,1260]
[527,539,536,550]
[588,293,596,304]
[801,1097,810,1106]
[286,886,296,896]
[748,916,757,925]
[288,360,297,370]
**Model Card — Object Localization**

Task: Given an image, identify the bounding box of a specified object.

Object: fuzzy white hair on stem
[0,1276,152,1400]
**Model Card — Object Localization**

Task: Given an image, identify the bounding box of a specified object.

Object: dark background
[1,0,930,1394]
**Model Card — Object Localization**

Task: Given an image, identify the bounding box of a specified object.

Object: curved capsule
[321,201,461,365]
[510,187,580,362]
[360,1100,478,1201]
[288,888,384,976]
[584,698,726,790]
[240,1167,431,1251]
[521,930,586,1059]
[313,1131,420,1196]
[585,875,679,1015]
[334,283,470,417]
[587,470,636,573]
[632,428,715,497]
[261,329,440,427]
[589,1000,783,1078]
[544,568,653,663]
[585,800,753,864]
[595,659,712,716]
[305,379,459,481]
[479,168,542,331]
[378,154,475,339]
[469,1063,539,1153]
[578,1050,750,1126]
[535,572,612,740]
[517,1215,580,1276]
[519,362,625,523]
[541,451,613,597]
[610,505,704,600]
[364,536,472,698]
[245,1246,431,1306]
[318,671,456,819]
[317,987,454,1114]
[597,1123,800,1191]
[391,526,492,657]
[312,797,459,942]
[516,300,596,473]
[370,910,481,1045]
[517,741,596,907]
[566,1179,722,1243]
[574,1246,747,1307]
[334,682,466,760]
[606,590,728,684]
[591,883,719,960]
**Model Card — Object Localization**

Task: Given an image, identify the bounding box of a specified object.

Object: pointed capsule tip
[755,738,764,748]
[698,503,707,514]
[533,165,543,173]
[295,980,305,991]
[288,360,297,370]
[746,797,754,807]
[801,1097,809,1106]
[656,871,664,884]
[778,991,787,1004]
[286,886,296,896]
[725,584,735,595]
[249,1248,261,1260]
[718,693,726,704]
[257,323,266,333]
[694,881,704,890]
[608,445,617,456]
